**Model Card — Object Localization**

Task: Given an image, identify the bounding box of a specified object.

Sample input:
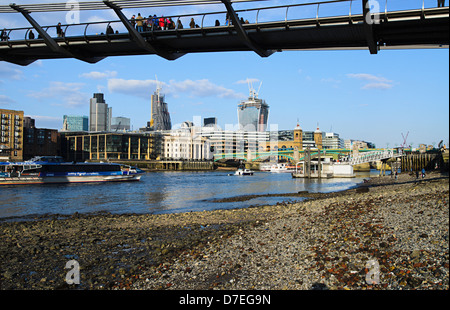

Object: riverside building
[161,122,212,160]
[195,125,269,158]
[61,131,159,162]
[22,117,59,160]
[0,108,23,161]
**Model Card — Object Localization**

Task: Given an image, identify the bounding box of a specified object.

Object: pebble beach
[0,171,448,291]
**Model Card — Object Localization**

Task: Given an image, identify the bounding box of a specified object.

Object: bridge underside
[1,8,448,66]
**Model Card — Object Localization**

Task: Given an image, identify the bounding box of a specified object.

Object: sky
[0,0,449,149]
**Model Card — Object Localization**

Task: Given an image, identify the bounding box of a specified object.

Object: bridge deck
[0,1,448,65]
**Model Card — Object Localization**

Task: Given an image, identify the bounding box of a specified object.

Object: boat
[0,156,144,185]
[234,168,254,176]
[269,163,296,173]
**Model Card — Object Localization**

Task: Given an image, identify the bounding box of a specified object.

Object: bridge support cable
[9,4,105,64]
[221,0,274,57]
[103,0,184,61]
[362,0,378,54]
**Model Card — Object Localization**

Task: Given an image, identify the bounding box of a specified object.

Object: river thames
[0,170,377,219]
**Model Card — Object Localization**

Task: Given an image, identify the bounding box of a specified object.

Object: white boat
[0,156,143,185]
[235,168,254,176]
[269,163,296,173]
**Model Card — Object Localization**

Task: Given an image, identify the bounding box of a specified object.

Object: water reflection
[0,170,373,219]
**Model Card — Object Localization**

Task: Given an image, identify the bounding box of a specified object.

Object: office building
[203,117,217,128]
[322,132,344,149]
[111,117,131,131]
[23,117,59,160]
[0,109,24,161]
[196,125,269,157]
[345,139,376,150]
[89,93,112,132]
[162,122,212,160]
[62,115,89,132]
[237,88,269,132]
[23,116,35,129]
[150,85,171,131]
[61,131,158,161]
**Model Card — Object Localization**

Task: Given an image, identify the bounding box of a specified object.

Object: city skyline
[0,0,448,149]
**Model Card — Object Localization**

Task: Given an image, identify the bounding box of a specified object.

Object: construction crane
[115,121,121,132]
[401,132,409,148]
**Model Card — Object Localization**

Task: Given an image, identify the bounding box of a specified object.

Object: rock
[411,250,421,259]
[311,282,329,290]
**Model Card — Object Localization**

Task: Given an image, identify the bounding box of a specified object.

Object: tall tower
[237,82,269,132]
[150,82,171,131]
[314,124,322,149]
[89,93,111,132]
[293,121,303,150]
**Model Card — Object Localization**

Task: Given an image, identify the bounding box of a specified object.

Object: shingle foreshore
[0,172,448,290]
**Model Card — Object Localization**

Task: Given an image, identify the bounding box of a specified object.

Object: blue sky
[0,0,449,148]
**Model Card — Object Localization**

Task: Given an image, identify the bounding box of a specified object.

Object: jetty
[292,148,404,179]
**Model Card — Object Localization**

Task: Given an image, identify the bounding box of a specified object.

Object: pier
[401,152,447,172]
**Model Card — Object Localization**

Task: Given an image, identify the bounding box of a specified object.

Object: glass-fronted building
[237,92,269,132]
[61,132,159,162]
[111,117,131,131]
[62,115,88,132]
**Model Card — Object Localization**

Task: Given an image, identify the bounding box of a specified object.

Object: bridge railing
[0,0,448,43]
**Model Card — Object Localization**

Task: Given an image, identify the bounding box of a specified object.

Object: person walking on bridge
[136,13,144,32]
[438,0,446,7]
[1,28,9,41]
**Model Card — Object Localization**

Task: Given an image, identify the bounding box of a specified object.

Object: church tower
[314,124,322,149]
[293,121,303,150]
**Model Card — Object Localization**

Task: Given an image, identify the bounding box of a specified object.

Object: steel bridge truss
[0,0,448,65]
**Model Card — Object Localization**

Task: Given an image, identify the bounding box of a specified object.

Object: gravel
[0,171,448,290]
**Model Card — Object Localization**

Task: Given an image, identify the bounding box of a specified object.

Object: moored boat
[0,156,143,185]
[269,163,296,173]
[235,168,254,176]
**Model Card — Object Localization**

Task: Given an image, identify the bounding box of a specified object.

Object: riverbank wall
[96,160,215,171]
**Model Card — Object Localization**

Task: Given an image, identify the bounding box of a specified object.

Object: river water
[0,170,377,219]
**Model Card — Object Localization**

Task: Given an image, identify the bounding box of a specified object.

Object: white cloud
[107,78,157,98]
[26,115,61,129]
[108,78,244,99]
[347,73,394,90]
[170,79,244,99]
[0,95,15,105]
[28,81,88,107]
[235,78,260,85]
[26,115,61,122]
[321,77,341,84]
[79,70,117,80]
[0,63,23,80]
[362,82,393,90]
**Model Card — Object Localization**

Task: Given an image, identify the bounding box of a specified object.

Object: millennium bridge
[0,0,448,65]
